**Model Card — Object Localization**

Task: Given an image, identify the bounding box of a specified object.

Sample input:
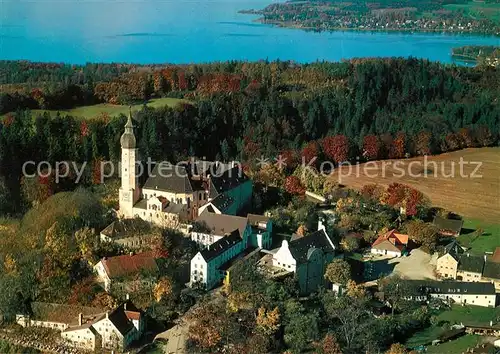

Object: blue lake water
[0,0,499,64]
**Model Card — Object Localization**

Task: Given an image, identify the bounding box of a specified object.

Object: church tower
[119,110,140,218]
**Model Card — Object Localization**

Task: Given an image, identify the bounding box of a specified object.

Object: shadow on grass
[461,228,476,235]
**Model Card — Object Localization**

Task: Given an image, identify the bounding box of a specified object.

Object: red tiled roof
[492,247,500,263]
[125,311,140,321]
[372,229,408,249]
[102,252,158,279]
[373,239,404,252]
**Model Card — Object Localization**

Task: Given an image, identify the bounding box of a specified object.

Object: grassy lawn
[3,97,191,120]
[406,305,496,351]
[437,304,500,326]
[458,219,500,254]
[426,334,480,354]
[406,325,444,347]
[444,1,500,23]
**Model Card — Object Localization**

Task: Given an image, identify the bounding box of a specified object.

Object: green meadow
[3,97,190,120]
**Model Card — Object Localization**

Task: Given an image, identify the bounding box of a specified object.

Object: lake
[1,0,499,64]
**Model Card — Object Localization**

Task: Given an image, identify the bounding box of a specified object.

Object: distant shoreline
[239,13,500,37]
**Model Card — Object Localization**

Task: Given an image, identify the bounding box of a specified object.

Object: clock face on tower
[122,191,131,202]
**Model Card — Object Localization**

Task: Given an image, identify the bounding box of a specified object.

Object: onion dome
[120,108,136,149]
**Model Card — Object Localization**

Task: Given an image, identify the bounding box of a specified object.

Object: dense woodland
[452,45,500,65]
[0,58,499,215]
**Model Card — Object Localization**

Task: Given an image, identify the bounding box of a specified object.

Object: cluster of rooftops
[443,240,500,279]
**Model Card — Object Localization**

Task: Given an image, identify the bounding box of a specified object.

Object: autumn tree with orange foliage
[386,343,408,354]
[187,301,239,351]
[301,141,320,165]
[390,132,406,159]
[280,149,300,171]
[384,182,429,216]
[256,307,280,335]
[346,280,367,299]
[153,276,174,302]
[414,131,432,155]
[363,135,380,160]
[361,184,385,201]
[322,135,350,164]
[296,225,308,237]
[21,174,55,208]
[284,175,305,195]
[313,333,343,354]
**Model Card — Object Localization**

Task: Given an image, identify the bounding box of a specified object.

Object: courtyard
[363,248,438,282]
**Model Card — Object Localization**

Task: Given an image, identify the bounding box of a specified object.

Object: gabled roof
[458,254,485,274]
[63,300,141,335]
[373,239,404,253]
[100,218,151,240]
[444,240,465,255]
[179,160,233,178]
[208,166,249,198]
[288,229,336,264]
[442,240,465,261]
[164,202,187,215]
[483,261,500,280]
[199,229,243,262]
[63,320,103,333]
[433,216,463,234]
[372,229,408,250]
[195,211,248,237]
[247,214,270,229]
[492,247,500,263]
[26,302,105,325]
[143,162,202,194]
[107,304,136,336]
[100,252,158,279]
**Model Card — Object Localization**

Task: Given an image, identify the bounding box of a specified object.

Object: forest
[0,58,499,216]
[452,45,500,64]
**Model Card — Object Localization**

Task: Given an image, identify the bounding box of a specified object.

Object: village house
[405,280,497,308]
[16,302,105,332]
[262,219,339,295]
[99,218,154,250]
[94,252,158,293]
[482,255,500,292]
[196,164,253,216]
[370,229,409,257]
[436,243,500,291]
[456,254,485,282]
[189,211,273,289]
[191,211,272,250]
[191,211,250,249]
[16,300,144,350]
[433,216,464,237]
[117,112,252,230]
[436,240,465,279]
[190,229,250,289]
[247,213,273,250]
[62,300,143,351]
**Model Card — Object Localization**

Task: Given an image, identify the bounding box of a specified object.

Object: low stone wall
[0,329,84,354]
